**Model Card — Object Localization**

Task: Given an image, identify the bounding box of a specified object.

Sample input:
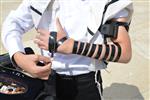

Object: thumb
[38,55,51,64]
[56,18,66,35]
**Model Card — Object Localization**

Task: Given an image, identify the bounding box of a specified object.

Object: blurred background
[0,0,149,100]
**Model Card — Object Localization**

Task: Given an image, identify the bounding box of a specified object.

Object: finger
[37,63,51,75]
[34,39,45,46]
[40,76,50,80]
[32,54,47,62]
[37,44,45,49]
[41,63,52,72]
[38,55,51,63]
[37,70,51,80]
[39,45,47,50]
[34,63,51,80]
[35,34,44,41]
[37,29,49,35]
[39,69,51,76]
[56,18,66,35]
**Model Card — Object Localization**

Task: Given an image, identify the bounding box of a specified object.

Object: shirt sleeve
[113,9,129,19]
[1,0,34,58]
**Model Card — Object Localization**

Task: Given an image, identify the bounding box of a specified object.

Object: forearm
[55,37,131,63]
[71,19,131,63]
[71,40,130,63]
[13,52,29,70]
[1,30,25,58]
[37,17,131,63]
[48,30,131,63]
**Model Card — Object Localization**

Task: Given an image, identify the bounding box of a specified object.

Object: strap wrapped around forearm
[72,41,122,62]
[56,37,68,48]
[49,32,57,54]
[114,43,121,62]
[48,32,68,55]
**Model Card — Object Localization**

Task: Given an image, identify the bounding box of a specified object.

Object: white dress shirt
[2,0,129,75]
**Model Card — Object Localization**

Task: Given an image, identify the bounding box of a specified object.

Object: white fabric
[1,0,133,75]
[1,0,34,57]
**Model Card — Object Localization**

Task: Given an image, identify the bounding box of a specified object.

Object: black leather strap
[48,36,55,53]
[95,45,102,59]
[103,45,110,60]
[82,43,90,56]
[108,45,116,61]
[99,0,119,31]
[56,36,68,49]
[114,43,121,62]
[116,22,129,31]
[77,42,85,55]
[48,32,57,56]
[88,44,97,57]
[72,41,79,54]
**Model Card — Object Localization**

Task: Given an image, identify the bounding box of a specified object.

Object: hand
[34,18,74,54]
[34,18,66,50]
[13,52,52,80]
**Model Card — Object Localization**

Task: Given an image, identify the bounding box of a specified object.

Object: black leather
[49,32,57,57]
[56,36,68,49]
[108,45,116,61]
[95,45,102,59]
[114,43,121,62]
[77,42,85,55]
[103,45,110,60]
[72,41,79,54]
[82,43,90,56]
[88,44,96,57]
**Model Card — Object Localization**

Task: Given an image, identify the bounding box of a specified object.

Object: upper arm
[111,17,132,63]
[2,0,34,34]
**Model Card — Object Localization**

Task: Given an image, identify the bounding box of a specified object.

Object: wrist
[13,52,25,66]
[13,52,25,60]
[57,38,74,54]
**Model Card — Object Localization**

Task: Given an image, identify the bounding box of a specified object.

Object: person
[1,0,133,100]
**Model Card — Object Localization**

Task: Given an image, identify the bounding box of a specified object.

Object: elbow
[123,53,132,63]
[121,46,132,63]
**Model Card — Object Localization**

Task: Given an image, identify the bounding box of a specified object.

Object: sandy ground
[0,0,149,100]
